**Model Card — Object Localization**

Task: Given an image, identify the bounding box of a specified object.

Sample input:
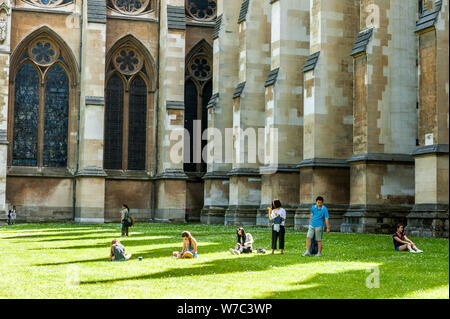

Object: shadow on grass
[79,253,305,285]
[2,230,114,240]
[76,251,449,299]
[258,260,449,299]
[33,240,226,266]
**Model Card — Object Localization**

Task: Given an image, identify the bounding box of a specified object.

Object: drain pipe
[73,0,84,221]
[151,0,162,221]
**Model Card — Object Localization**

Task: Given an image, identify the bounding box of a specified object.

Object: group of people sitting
[109,196,424,261]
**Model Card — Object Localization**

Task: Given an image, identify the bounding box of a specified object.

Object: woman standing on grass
[173,231,198,258]
[120,204,131,237]
[269,199,286,255]
[393,224,423,253]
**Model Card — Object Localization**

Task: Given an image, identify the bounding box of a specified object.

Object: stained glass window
[104,74,124,169]
[184,79,198,172]
[13,62,40,167]
[128,76,147,170]
[43,64,69,167]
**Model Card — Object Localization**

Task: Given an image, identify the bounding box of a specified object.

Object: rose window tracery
[108,0,151,15]
[188,54,212,82]
[186,0,217,21]
[113,47,143,76]
[29,38,60,66]
[22,1,72,8]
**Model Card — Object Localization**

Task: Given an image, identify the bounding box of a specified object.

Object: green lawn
[0,223,448,299]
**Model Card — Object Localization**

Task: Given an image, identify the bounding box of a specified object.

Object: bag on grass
[309,227,323,255]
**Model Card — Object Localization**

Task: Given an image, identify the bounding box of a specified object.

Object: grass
[0,223,448,299]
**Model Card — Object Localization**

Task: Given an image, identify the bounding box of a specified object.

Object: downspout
[73,0,84,221]
[151,0,162,221]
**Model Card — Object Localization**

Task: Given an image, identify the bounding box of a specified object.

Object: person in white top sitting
[268,199,286,255]
[230,227,254,255]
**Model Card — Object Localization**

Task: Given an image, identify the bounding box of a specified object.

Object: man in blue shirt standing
[302,196,330,257]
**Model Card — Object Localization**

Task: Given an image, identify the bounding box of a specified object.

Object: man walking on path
[302,196,330,257]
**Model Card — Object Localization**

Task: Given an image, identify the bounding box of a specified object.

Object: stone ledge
[166,100,185,110]
[107,14,157,23]
[7,166,74,178]
[12,7,73,15]
[259,164,298,174]
[154,169,188,180]
[347,153,414,163]
[412,144,449,156]
[75,167,107,177]
[227,168,260,177]
[85,96,104,106]
[104,169,152,180]
[202,171,230,180]
[297,158,350,168]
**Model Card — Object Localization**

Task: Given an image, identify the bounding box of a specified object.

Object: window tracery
[185,0,217,21]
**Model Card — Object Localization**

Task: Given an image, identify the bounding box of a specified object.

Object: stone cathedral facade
[0,0,448,237]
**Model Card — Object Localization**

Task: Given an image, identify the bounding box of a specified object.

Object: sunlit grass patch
[0,223,448,299]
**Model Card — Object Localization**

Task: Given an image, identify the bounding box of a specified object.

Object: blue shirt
[310,205,329,227]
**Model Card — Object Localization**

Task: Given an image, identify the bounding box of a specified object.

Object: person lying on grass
[110,239,132,261]
[173,231,198,258]
[230,227,254,255]
[393,223,423,253]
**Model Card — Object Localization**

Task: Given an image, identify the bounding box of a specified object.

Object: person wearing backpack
[120,204,132,237]
[302,196,330,257]
[268,199,286,255]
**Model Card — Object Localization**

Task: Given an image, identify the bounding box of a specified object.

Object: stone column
[225,0,271,226]
[201,0,241,224]
[407,0,449,238]
[258,0,309,227]
[0,0,11,222]
[342,0,418,234]
[154,0,188,223]
[74,0,107,223]
[295,0,360,231]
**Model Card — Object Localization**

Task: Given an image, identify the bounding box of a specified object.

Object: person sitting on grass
[110,239,132,261]
[173,231,198,258]
[302,196,330,257]
[230,227,254,255]
[393,223,423,253]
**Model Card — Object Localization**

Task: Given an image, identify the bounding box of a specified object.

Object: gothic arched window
[185,0,217,21]
[104,38,155,171]
[9,31,76,169]
[184,40,213,173]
